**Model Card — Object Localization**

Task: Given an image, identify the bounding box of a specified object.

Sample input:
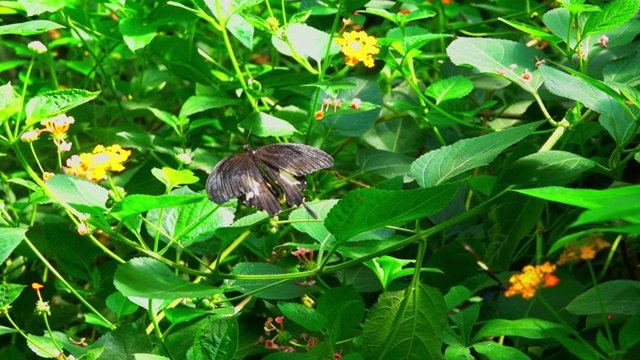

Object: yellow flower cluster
[504,262,559,300]
[64,144,131,182]
[556,233,610,265]
[335,31,379,68]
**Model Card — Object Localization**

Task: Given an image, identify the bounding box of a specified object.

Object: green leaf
[134,355,170,360]
[515,185,640,209]
[114,257,222,299]
[573,200,640,227]
[238,112,297,137]
[582,0,640,37]
[45,175,109,217]
[359,283,447,359]
[0,284,26,308]
[289,200,338,242]
[361,118,421,154]
[619,312,640,350]
[447,38,545,93]
[226,13,254,49]
[106,292,139,318]
[272,23,339,64]
[357,149,413,180]
[0,19,64,35]
[544,8,576,44]
[498,150,596,189]
[411,121,543,187]
[539,65,637,144]
[91,320,153,358]
[110,194,205,218]
[565,280,640,315]
[473,319,571,341]
[186,315,238,360]
[27,332,69,358]
[365,256,414,290]
[149,107,180,134]
[325,183,461,243]
[278,303,325,332]
[0,228,25,265]
[15,0,64,16]
[179,95,242,118]
[555,336,599,360]
[25,89,100,124]
[146,188,235,246]
[151,167,200,189]
[228,263,306,300]
[119,18,157,52]
[316,286,365,342]
[320,77,383,137]
[472,342,529,360]
[425,76,474,105]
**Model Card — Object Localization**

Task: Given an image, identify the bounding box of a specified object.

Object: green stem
[23,236,116,329]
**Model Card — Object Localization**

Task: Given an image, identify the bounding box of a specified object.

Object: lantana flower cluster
[335,30,379,68]
[64,144,131,182]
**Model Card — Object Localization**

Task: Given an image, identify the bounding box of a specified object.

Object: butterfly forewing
[253,144,334,176]
[206,143,333,217]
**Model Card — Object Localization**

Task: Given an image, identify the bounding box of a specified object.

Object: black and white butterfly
[206,143,334,217]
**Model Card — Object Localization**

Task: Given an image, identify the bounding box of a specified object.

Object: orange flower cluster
[64,144,131,182]
[556,233,611,265]
[335,31,380,68]
[504,262,559,300]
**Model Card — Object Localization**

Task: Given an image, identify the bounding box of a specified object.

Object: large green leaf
[186,315,238,360]
[325,182,461,243]
[411,121,542,187]
[114,257,221,299]
[565,280,640,315]
[359,283,447,360]
[146,188,235,246]
[582,0,640,37]
[447,38,545,93]
[358,149,413,180]
[45,175,109,217]
[539,65,637,144]
[425,75,473,105]
[25,89,100,124]
[238,112,297,137]
[0,284,26,309]
[272,23,339,64]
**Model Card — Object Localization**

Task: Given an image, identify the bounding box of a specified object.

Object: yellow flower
[40,114,75,138]
[64,144,131,182]
[504,261,558,299]
[335,31,380,68]
[556,233,610,265]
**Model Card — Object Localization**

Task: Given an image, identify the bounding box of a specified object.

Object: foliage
[1,0,640,359]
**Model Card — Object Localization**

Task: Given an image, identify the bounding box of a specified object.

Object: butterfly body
[206,143,334,217]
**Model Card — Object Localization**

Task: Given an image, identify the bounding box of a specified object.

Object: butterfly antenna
[302,202,319,219]
[244,127,253,145]
[462,242,502,286]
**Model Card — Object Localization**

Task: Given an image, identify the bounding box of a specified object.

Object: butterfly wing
[253,143,334,176]
[206,152,282,216]
[254,143,333,208]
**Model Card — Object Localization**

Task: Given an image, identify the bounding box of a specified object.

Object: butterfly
[206,143,334,218]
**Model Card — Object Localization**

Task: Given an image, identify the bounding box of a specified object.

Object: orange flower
[504,262,558,299]
[556,233,610,265]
